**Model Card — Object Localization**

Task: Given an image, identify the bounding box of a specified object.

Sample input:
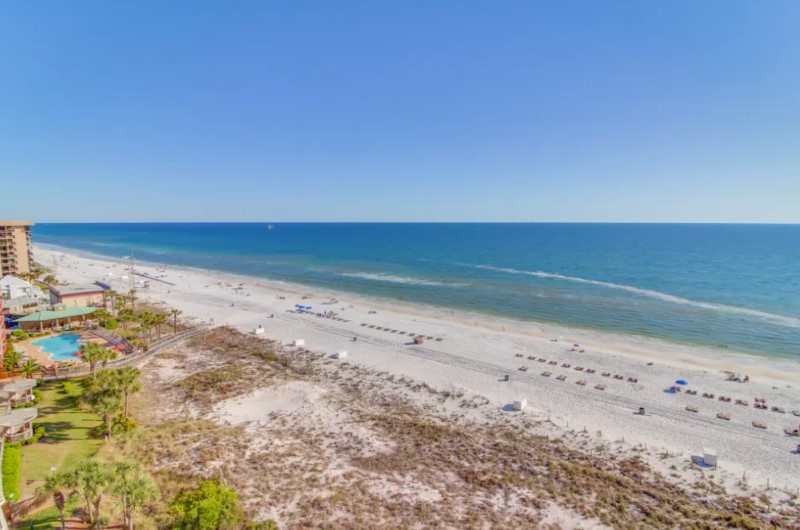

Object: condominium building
[0,221,34,276]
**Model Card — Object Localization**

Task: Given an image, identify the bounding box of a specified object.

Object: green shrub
[61,381,76,394]
[2,443,21,501]
[32,387,42,403]
[10,330,29,339]
[102,318,119,330]
[112,414,137,434]
[21,425,46,445]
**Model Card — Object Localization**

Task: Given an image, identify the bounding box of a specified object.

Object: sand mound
[213,381,325,424]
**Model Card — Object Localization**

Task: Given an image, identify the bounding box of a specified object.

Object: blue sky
[1,1,798,222]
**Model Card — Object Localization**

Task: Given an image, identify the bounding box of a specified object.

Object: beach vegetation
[2,345,21,370]
[168,479,242,529]
[20,358,42,378]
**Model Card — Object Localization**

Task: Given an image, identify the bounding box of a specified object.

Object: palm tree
[112,460,159,530]
[152,312,168,341]
[118,308,135,333]
[20,359,40,379]
[107,290,120,316]
[116,367,142,418]
[128,289,138,311]
[3,348,22,371]
[92,392,122,440]
[81,343,108,376]
[43,274,57,285]
[169,308,182,334]
[65,459,113,529]
[38,473,68,530]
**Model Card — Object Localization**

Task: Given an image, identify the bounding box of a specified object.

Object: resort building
[48,283,107,307]
[0,379,36,407]
[0,221,34,277]
[0,275,48,316]
[0,408,37,444]
[14,305,97,331]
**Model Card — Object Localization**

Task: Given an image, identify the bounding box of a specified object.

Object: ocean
[33,223,800,360]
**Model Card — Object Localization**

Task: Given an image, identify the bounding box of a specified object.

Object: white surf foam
[476,265,800,328]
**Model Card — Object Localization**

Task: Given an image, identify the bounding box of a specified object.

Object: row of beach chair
[361,323,444,341]
[513,354,637,383]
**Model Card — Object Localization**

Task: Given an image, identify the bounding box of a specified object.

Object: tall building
[0,221,34,276]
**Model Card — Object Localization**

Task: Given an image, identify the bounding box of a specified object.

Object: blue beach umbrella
[676,379,688,385]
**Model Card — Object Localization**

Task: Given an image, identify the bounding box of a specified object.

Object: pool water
[32,333,83,361]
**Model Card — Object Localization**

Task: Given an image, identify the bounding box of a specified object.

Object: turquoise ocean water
[33,223,800,361]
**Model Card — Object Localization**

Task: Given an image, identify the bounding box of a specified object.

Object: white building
[0,275,48,315]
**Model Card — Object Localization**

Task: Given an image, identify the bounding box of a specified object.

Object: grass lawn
[19,379,103,498]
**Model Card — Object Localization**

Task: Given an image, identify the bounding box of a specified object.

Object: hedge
[2,443,21,501]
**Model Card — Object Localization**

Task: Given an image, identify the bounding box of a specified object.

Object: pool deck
[16,331,112,367]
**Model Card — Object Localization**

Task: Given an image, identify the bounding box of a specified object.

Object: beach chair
[549,361,557,365]
[594,384,606,391]
[541,371,552,377]
[586,369,596,374]
[436,338,443,341]
[601,372,611,377]
[753,421,768,430]
[784,428,799,436]
[716,412,731,421]
[538,359,546,363]
[515,353,523,358]
[735,399,748,406]
[575,366,584,371]
[685,406,699,413]
[771,406,786,413]
[527,356,536,360]
[576,380,587,386]
[556,375,567,381]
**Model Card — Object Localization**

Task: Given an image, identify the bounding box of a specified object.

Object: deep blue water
[33,223,800,360]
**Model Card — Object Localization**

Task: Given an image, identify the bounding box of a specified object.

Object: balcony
[5,427,33,443]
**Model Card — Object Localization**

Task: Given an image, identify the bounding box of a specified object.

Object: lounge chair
[360,323,367,326]
[515,353,523,358]
[793,410,800,417]
[613,375,624,380]
[527,356,536,360]
[735,399,748,406]
[771,406,786,413]
[685,406,699,413]
[783,428,799,436]
[541,371,552,377]
[717,412,731,421]
[575,366,584,371]
[601,372,611,377]
[538,359,546,363]
[586,369,596,374]
[576,380,587,386]
[594,384,606,391]
[753,421,768,430]
[549,361,557,365]
[435,338,443,341]
[556,375,566,381]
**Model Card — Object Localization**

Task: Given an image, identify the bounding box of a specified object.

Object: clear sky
[1,1,798,223]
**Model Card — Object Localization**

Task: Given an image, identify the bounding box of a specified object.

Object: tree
[3,347,22,371]
[20,359,40,379]
[81,343,107,376]
[38,473,68,530]
[118,308,135,333]
[128,289,138,311]
[116,367,142,418]
[111,460,159,530]
[61,459,113,528]
[152,312,168,341]
[43,274,57,285]
[170,309,182,334]
[92,392,122,440]
[169,480,242,530]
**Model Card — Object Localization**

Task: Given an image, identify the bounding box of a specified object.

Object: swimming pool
[32,333,83,361]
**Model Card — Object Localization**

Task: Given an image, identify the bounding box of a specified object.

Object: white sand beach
[36,246,800,494]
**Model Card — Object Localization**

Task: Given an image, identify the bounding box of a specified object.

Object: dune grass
[19,379,103,497]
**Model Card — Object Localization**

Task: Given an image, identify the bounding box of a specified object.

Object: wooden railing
[42,326,209,382]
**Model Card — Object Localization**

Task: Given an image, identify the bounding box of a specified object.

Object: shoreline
[34,244,800,489]
[34,242,800,380]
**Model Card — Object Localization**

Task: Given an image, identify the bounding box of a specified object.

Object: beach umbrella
[676,379,688,385]
[306,306,313,310]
